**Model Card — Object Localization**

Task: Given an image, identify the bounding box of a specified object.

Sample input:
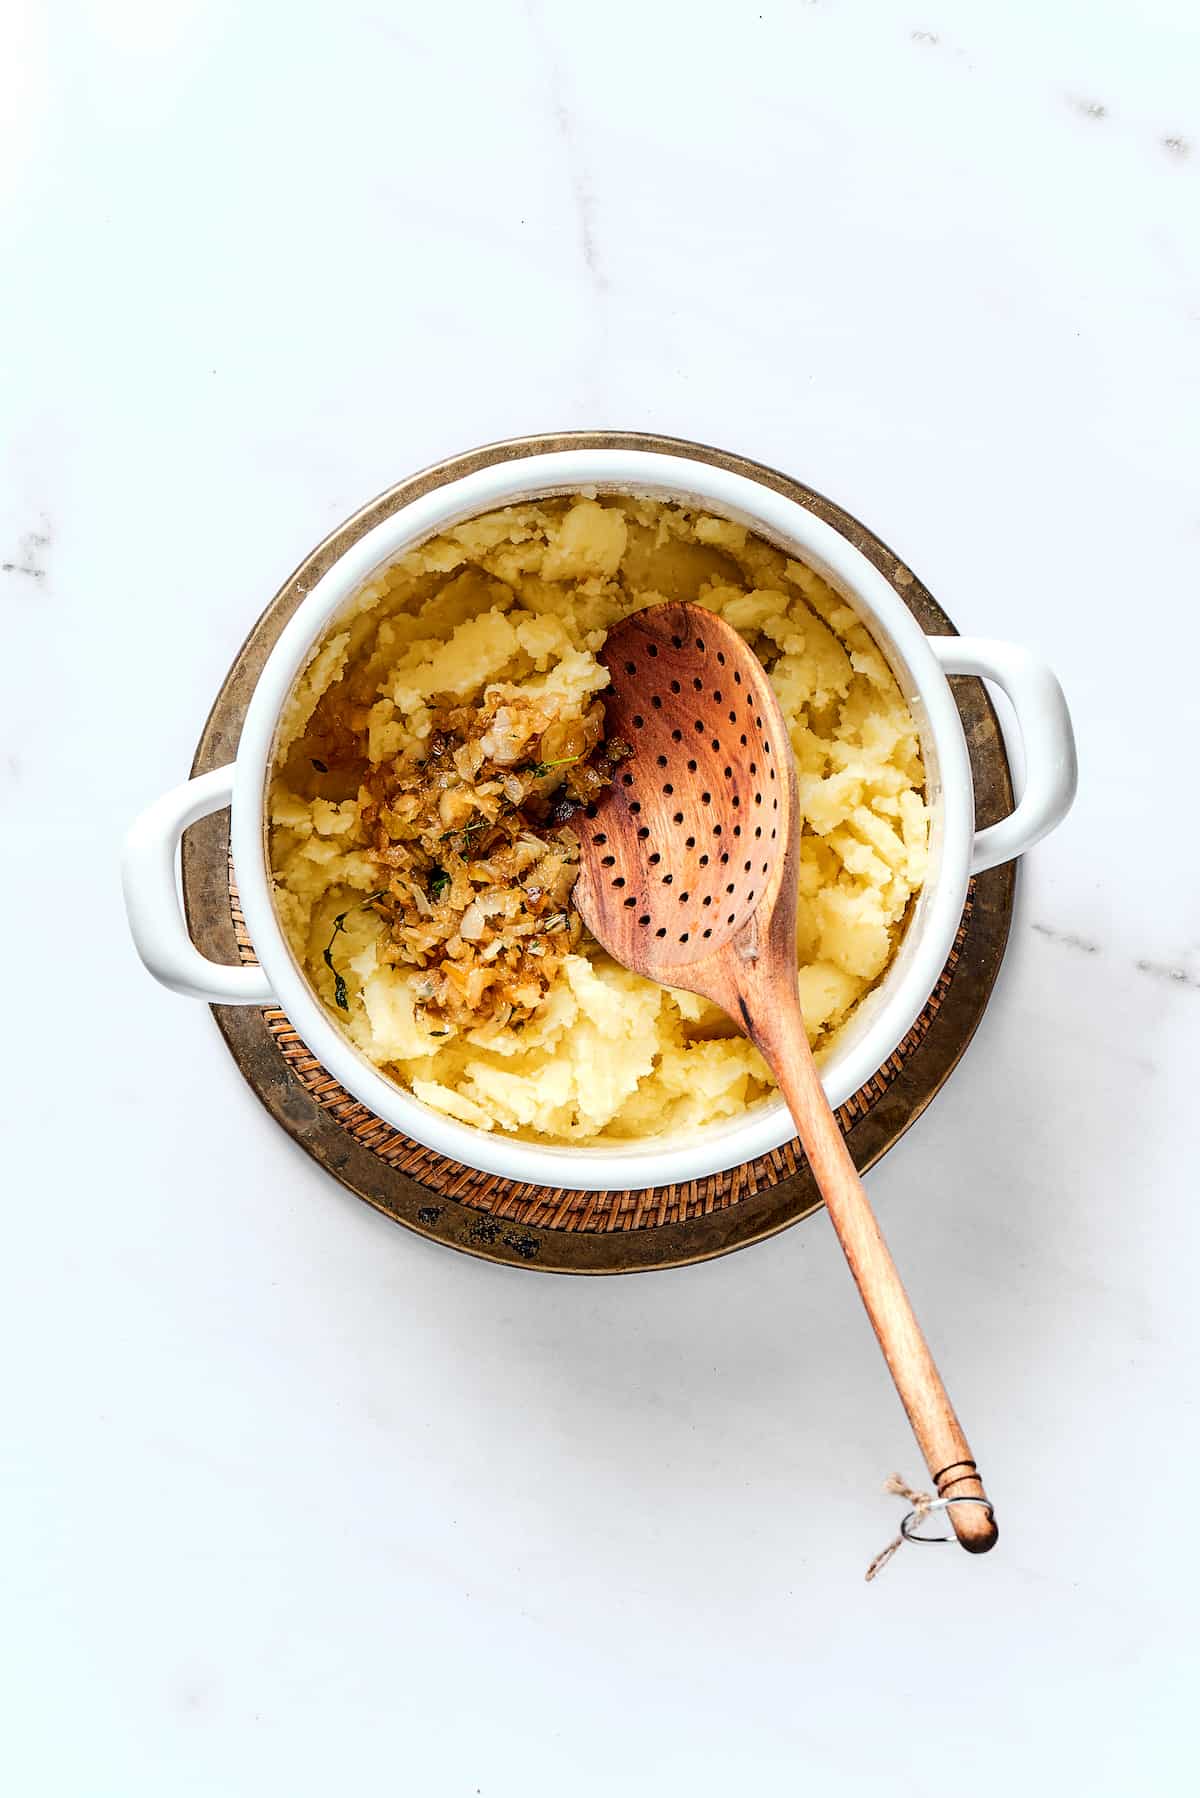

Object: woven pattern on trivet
[227,862,975,1233]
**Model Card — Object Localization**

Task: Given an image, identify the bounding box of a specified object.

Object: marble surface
[3,1,1198,1791]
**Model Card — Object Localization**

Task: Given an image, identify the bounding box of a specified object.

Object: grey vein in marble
[550,102,605,293]
[906,27,972,69]
[526,0,606,295]
[1136,958,1200,991]
[1032,922,1101,955]
[2,524,50,582]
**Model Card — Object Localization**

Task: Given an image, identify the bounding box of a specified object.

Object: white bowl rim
[229,449,975,1191]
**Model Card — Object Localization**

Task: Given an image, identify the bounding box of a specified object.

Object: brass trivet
[181,431,1015,1273]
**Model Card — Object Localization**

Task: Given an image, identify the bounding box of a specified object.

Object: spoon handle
[753,996,997,1554]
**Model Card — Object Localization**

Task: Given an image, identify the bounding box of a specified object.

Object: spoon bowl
[574,600,797,993]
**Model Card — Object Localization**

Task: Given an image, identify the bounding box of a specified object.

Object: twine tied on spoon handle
[865,1476,935,1581]
[865,1474,997,1580]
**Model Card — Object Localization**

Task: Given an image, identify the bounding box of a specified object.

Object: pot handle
[122,764,274,1003]
[929,638,1077,875]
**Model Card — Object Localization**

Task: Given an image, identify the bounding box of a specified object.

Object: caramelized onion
[343,689,626,1030]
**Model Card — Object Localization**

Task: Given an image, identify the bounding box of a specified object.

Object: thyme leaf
[439,805,515,846]
[322,890,388,1013]
[530,754,581,778]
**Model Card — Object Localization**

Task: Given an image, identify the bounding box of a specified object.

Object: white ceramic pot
[123,449,1076,1191]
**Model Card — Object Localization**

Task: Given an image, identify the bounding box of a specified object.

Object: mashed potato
[268,495,928,1143]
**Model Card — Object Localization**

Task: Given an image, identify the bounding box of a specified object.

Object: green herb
[322,924,350,1011]
[428,866,450,902]
[440,818,486,843]
[530,754,580,778]
[310,758,328,773]
[429,1029,450,1038]
[321,891,387,1012]
[440,807,513,846]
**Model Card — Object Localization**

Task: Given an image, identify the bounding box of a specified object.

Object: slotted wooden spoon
[573,600,997,1554]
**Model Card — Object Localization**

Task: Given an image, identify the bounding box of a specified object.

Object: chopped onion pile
[353,692,630,1030]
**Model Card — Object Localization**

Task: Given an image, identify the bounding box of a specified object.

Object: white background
[3,1,1198,1792]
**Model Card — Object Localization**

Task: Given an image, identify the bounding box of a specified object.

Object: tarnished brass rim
[181,430,1015,1275]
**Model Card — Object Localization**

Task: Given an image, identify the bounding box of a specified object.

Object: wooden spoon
[573,600,997,1554]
